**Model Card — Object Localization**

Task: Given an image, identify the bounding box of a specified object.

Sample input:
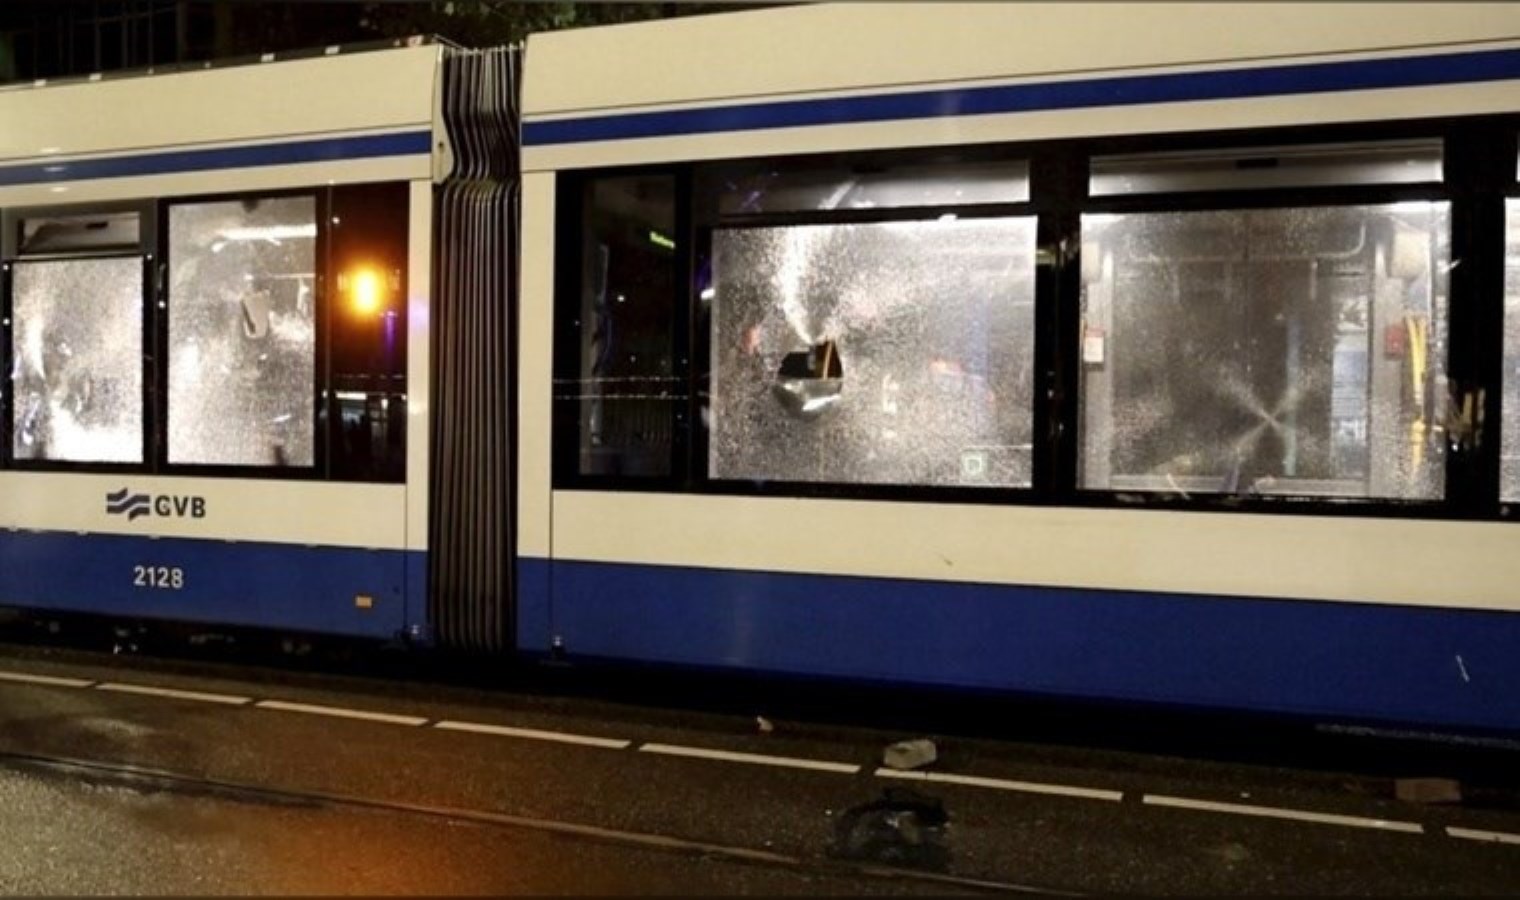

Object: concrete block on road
[883,738,938,770]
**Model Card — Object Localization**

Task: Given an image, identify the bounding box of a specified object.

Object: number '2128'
[133,566,184,590]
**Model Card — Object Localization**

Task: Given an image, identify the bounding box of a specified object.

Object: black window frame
[1491,130,1520,520]
[1071,131,1457,517]
[0,198,157,474]
[692,149,1044,500]
[551,165,692,493]
[0,181,412,484]
[551,113,1520,524]
[324,180,413,485]
[157,186,330,479]
[553,145,1052,504]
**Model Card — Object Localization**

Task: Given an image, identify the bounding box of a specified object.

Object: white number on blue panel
[132,566,185,590]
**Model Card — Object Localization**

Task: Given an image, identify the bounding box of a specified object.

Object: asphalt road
[0,643,1518,895]
[0,759,971,896]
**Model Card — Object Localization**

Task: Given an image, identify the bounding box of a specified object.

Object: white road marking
[434,720,630,749]
[876,767,1124,802]
[1447,826,1520,845]
[0,670,93,688]
[95,682,251,706]
[5,664,1515,850]
[255,699,428,726]
[638,743,859,774]
[1144,794,1424,833]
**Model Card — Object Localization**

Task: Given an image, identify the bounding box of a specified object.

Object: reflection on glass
[1502,200,1520,502]
[20,211,141,255]
[168,196,316,466]
[1090,140,1443,196]
[11,257,143,462]
[565,175,681,477]
[1079,203,1450,500]
[327,182,410,483]
[714,160,1030,216]
[710,217,1038,487]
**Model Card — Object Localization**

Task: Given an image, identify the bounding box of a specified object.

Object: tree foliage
[301,2,761,51]
[0,1,773,85]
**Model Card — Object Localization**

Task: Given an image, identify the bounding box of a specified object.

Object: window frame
[543,115,1519,521]
[1066,122,1506,521]
[691,146,1049,500]
[1490,132,1520,519]
[694,206,1043,497]
[1501,192,1520,511]
[0,183,412,484]
[1072,175,1454,513]
[157,186,329,479]
[551,164,693,493]
[553,147,1059,503]
[1,199,157,474]
[323,180,413,484]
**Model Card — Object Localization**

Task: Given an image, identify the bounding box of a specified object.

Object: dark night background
[0,1,753,84]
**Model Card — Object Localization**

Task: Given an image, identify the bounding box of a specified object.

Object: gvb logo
[105,489,151,521]
[105,488,206,521]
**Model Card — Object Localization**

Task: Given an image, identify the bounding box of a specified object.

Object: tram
[4,3,1520,733]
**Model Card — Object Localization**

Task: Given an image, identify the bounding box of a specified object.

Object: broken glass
[709,217,1038,487]
[11,257,143,463]
[167,196,316,466]
[1079,203,1450,500]
[1502,199,1520,502]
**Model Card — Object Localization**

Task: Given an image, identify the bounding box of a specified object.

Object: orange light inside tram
[349,267,383,316]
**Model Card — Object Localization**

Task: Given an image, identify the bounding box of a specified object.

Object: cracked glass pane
[11,257,143,462]
[710,217,1037,487]
[168,196,316,467]
[1502,200,1520,502]
[1079,203,1449,500]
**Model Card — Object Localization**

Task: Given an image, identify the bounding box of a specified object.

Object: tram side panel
[0,45,440,639]
[519,3,1520,731]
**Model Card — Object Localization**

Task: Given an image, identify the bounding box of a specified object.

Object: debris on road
[883,738,938,770]
[832,787,950,871]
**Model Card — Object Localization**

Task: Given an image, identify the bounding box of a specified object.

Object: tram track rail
[0,747,1071,897]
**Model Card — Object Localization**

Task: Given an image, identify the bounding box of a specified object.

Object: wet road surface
[0,756,985,896]
[1,644,1519,895]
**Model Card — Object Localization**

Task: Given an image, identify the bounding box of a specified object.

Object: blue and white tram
[0,41,460,641]
[5,2,1520,734]
[518,2,1520,732]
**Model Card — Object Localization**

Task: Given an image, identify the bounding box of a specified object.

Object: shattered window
[709,217,1038,487]
[1079,203,1450,500]
[10,257,143,463]
[1503,199,1520,502]
[167,196,317,467]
